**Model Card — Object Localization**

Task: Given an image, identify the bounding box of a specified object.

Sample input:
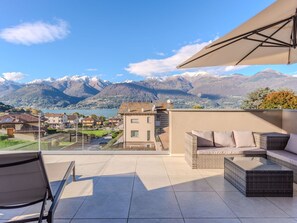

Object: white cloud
[0,19,70,45]
[156,52,165,56]
[126,41,211,77]
[2,72,25,81]
[116,73,124,77]
[86,68,98,71]
[125,39,248,77]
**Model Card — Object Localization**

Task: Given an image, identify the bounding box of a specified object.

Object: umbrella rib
[208,16,293,49]
[255,33,292,47]
[245,37,290,47]
[236,19,291,65]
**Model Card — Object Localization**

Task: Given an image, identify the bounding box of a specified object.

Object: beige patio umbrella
[178,0,297,69]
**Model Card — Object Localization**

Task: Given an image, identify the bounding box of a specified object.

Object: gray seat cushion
[267,150,297,166]
[197,147,266,155]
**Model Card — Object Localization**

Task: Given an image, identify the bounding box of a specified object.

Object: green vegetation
[242,88,297,109]
[80,129,111,137]
[0,102,13,112]
[241,87,274,109]
[0,139,30,149]
[0,134,8,140]
[192,104,204,109]
[103,131,123,150]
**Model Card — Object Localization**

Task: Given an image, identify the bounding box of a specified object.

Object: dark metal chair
[0,152,75,223]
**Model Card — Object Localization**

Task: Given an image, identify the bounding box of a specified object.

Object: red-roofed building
[0,113,46,140]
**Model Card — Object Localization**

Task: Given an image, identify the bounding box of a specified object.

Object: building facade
[118,102,172,150]
[45,113,68,129]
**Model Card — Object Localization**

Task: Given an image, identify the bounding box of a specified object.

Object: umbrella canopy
[178,0,297,69]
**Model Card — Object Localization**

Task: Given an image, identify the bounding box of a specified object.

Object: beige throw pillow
[191,130,214,147]
[214,131,235,147]
[285,133,297,154]
[233,131,256,148]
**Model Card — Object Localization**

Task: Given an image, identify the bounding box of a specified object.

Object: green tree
[241,87,274,109]
[192,104,204,109]
[91,114,98,120]
[98,116,106,122]
[0,102,13,112]
[260,90,297,109]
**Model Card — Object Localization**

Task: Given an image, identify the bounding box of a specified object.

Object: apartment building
[82,117,95,128]
[118,101,173,149]
[44,113,68,129]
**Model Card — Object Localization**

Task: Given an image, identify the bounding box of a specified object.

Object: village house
[0,113,45,140]
[67,114,79,127]
[82,117,95,128]
[44,113,68,129]
[118,101,173,150]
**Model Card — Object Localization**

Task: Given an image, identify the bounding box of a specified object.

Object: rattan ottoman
[224,157,293,197]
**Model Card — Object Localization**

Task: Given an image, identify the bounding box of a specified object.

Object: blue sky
[1,0,296,83]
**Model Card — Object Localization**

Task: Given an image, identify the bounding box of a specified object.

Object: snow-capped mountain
[28,75,111,99]
[0,77,23,98]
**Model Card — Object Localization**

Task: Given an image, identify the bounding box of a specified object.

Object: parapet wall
[169,109,285,154]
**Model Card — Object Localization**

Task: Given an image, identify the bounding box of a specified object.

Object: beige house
[45,113,68,129]
[118,102,173,149]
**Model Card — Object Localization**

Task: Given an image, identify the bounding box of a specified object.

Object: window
[147,130,150,141]
[131,130,139,138]
[147,117,150,123]
[131,119,139,123]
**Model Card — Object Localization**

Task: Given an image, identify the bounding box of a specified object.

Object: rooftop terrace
[1,154,297,223]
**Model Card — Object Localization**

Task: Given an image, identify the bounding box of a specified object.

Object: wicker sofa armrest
[259,132,290,150]
[185,132,198,169]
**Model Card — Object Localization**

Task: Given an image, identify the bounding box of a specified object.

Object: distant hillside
[75,82,200,108]
[0,78,23,98]
[1,84,80,108]
[2,69,297,109]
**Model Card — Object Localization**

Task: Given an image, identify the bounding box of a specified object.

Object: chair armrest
[259,133,289,150]
[185,132,198,168]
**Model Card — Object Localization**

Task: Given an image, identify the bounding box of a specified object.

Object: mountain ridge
[1,70,297,109]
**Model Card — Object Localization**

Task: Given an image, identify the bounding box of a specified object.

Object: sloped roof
[118,102,173,114]
[0,113,40,124]
[45,113,65,117]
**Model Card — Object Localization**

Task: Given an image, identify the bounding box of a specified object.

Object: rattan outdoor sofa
[265,133,297,183]
[185,131,268,169]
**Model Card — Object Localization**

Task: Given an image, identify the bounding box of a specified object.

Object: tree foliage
[260,90,297,109]
[192,104,204,109]
[0,102,13,112]
[241,87,274,109]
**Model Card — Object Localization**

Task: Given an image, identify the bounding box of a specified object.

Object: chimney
[152,105,156,111]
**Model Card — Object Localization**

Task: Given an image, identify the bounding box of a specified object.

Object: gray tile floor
[1,155,297,223]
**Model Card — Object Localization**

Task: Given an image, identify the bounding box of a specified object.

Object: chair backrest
[0,152,52,207]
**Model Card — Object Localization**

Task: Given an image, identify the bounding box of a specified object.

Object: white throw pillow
[191,130,214,147]
[233,131,256,148]
[285,133,297,154]
[213,131,235,147]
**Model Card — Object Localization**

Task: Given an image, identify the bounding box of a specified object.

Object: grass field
[0,139,29,149]
[80,129,111,137]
